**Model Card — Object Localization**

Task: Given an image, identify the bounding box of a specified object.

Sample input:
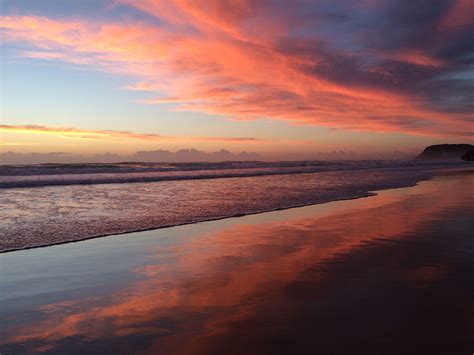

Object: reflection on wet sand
[1,173,473,354]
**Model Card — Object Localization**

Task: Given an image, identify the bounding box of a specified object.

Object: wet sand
[1,172,473,354]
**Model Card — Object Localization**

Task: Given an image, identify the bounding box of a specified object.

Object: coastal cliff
[416,144,473,160]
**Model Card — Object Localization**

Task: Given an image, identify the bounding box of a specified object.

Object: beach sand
[1,172,473,354]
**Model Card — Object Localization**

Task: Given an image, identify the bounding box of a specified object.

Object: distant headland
[416,144,474,161]
[461,150,474,161]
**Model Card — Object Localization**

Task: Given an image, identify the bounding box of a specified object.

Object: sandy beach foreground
[1,172,473,354]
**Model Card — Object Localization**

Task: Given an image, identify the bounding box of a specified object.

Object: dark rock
[461,150,474,161]
[416,144,473,160]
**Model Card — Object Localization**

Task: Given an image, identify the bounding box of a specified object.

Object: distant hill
[416,144,473,160]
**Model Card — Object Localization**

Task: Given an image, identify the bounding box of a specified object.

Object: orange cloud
[0,124,266,144]
[1,3,473,139]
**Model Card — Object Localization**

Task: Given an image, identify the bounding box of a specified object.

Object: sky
[1,0,473,160]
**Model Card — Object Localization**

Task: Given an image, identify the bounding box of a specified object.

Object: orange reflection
[2,174,473,354]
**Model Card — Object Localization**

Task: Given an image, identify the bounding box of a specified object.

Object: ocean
[0,159,469,252]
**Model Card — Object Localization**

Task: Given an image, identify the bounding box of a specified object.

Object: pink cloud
[438,0,474,31]
[1,1,472,139]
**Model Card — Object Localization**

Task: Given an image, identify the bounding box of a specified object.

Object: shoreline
[0,192,373,254]
[2,167,473,254]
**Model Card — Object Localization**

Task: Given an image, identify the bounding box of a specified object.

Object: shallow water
[0,160,468,252]
[1,172,473,354]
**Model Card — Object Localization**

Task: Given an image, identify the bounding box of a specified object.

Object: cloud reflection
[2,174,473,354]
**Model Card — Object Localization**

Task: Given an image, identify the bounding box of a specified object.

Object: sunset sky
[1,0,473,159]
